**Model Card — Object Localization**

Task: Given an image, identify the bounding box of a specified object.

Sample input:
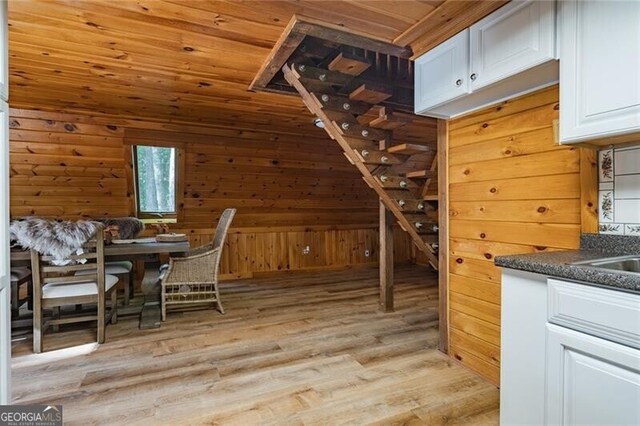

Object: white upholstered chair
[76,260,134,305]
[31,225,119,353]
[10,267,31,318]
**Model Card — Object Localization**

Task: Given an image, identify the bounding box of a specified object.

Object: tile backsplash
[598,146,640,235]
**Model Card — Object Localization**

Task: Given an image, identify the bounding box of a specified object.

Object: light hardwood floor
[11,264,499,425]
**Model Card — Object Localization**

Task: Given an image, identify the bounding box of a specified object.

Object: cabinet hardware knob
[455,79,462,86]
[470,73,477,81]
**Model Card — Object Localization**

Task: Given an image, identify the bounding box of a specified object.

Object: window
[133,145,177,219]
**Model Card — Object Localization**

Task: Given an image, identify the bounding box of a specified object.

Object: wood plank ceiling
[7,0,503,132]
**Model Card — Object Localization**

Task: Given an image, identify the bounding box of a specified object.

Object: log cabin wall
[9,108,414,279]
[445,86,598,384]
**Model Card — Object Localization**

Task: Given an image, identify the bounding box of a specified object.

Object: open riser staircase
[282,61,439,269]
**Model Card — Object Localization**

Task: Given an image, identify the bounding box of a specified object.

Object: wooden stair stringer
[282,63,438,269]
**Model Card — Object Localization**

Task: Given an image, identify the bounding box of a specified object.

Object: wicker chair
[161,208,236,321]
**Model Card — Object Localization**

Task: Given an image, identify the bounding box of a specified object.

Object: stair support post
[379,198,394,312]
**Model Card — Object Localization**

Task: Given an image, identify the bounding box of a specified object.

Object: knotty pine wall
[9,108,414,278]
[445,86,597,385]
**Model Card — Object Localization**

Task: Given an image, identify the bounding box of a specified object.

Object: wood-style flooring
[11,264,499,425]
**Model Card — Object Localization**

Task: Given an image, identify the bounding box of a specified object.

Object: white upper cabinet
[414,29,469,115]
[469,0,556,91]
[415,0,558,119]
[559,0,640,144]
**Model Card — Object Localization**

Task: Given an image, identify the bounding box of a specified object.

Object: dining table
[10,239,190,329]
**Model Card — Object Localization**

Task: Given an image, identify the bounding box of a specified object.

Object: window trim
[131,144,184,222]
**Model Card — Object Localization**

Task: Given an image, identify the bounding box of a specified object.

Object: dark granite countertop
[495,234,640,293]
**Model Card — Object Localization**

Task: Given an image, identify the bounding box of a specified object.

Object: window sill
[140,218,178,225]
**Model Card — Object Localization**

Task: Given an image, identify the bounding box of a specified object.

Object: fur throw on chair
[10,217,99,263]
[96,217,144,239]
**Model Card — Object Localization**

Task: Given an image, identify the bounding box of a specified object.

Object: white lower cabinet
[501,271,640,425]
[546,324,640,426]
[500,269,548,425]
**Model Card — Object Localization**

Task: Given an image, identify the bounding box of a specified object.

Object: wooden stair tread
[349,83,392,104]
[369,115,411,130]
[335,120,387,141]
[423,194,439,201]
[291,63,353,86]
[404,169,436,179]
[395,198,428,213]
[328,52,371,76]
[374,174,418,189]
[354,149,402,165]
[387,143,431,155]
[313,93,373,116]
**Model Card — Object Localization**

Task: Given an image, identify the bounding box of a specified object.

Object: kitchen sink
[573,255,640,275]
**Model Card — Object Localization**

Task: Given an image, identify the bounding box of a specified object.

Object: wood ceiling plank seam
[10,53,257,88]
[8,9,272,56]
[282,3,413,37]
[57,1,283,48]
[8,20,267,68]
[10,40,261,80]
[8,86,309,116]
[342,0,439,25]
[9,103,320,137]
[164,0,298,27]
[11,68,312,108]
[216,0,409,40]
[9,69,282,105]
[9,71,264,104]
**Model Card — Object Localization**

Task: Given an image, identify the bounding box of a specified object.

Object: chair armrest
[162,247,220,284]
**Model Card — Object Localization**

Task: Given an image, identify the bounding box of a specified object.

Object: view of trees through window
[135,146,176,214]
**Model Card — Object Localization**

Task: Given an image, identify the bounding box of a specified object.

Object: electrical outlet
[364,249,370,257]
[302,245,311,255]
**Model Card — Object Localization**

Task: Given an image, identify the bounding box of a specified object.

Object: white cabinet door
[546,324,640,426]
[560,0,640,144]
[470,0,556,91]
[0,100,9,404]
[414,29,469,115]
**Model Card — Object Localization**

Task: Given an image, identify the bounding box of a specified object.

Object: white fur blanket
[10,217,99,263]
